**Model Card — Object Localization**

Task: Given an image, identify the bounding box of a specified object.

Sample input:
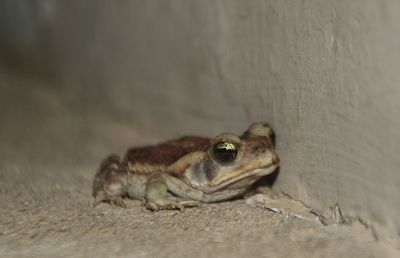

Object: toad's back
[124,136,211,166]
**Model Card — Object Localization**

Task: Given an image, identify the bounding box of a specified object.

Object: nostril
[272,154,280,165]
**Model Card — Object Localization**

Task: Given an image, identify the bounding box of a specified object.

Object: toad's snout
[271,151,280,165]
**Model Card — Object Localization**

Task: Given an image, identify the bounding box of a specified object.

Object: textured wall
[1,1,399,237]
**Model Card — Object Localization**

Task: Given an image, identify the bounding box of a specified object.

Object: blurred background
[0,0,399,241]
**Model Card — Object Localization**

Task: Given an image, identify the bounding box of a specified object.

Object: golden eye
[212,142,238,164]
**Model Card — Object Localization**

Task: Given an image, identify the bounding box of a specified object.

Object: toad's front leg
[145,172,199,211]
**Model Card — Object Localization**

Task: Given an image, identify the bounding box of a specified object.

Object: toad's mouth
[201,163,279,194]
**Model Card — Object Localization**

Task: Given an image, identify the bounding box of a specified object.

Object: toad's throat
[198,164,279,194]
[211,161,277,185]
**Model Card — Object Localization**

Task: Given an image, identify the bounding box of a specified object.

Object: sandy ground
[0,171,398,258]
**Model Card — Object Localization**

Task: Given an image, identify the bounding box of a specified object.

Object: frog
[92,122,280,211]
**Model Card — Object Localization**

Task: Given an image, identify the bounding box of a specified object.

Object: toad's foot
[146,198,200,211]
[146,199,180,211]
[93,192,127,208]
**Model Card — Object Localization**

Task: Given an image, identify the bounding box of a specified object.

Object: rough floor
[0,172,398,258]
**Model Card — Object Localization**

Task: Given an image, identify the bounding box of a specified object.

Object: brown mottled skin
[125,136,211,166]
[92,122,280,211]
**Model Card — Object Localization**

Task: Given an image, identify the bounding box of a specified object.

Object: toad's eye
[212,142,238,164]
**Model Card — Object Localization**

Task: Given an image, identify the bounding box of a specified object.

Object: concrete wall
[1,1,399,237]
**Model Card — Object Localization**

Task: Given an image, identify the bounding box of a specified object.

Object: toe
[110,198,126,208]
[174,203,185,211]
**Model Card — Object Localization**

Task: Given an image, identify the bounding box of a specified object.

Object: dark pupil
[213,143,238,163]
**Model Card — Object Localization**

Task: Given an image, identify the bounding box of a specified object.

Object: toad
[92,122,279,211]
